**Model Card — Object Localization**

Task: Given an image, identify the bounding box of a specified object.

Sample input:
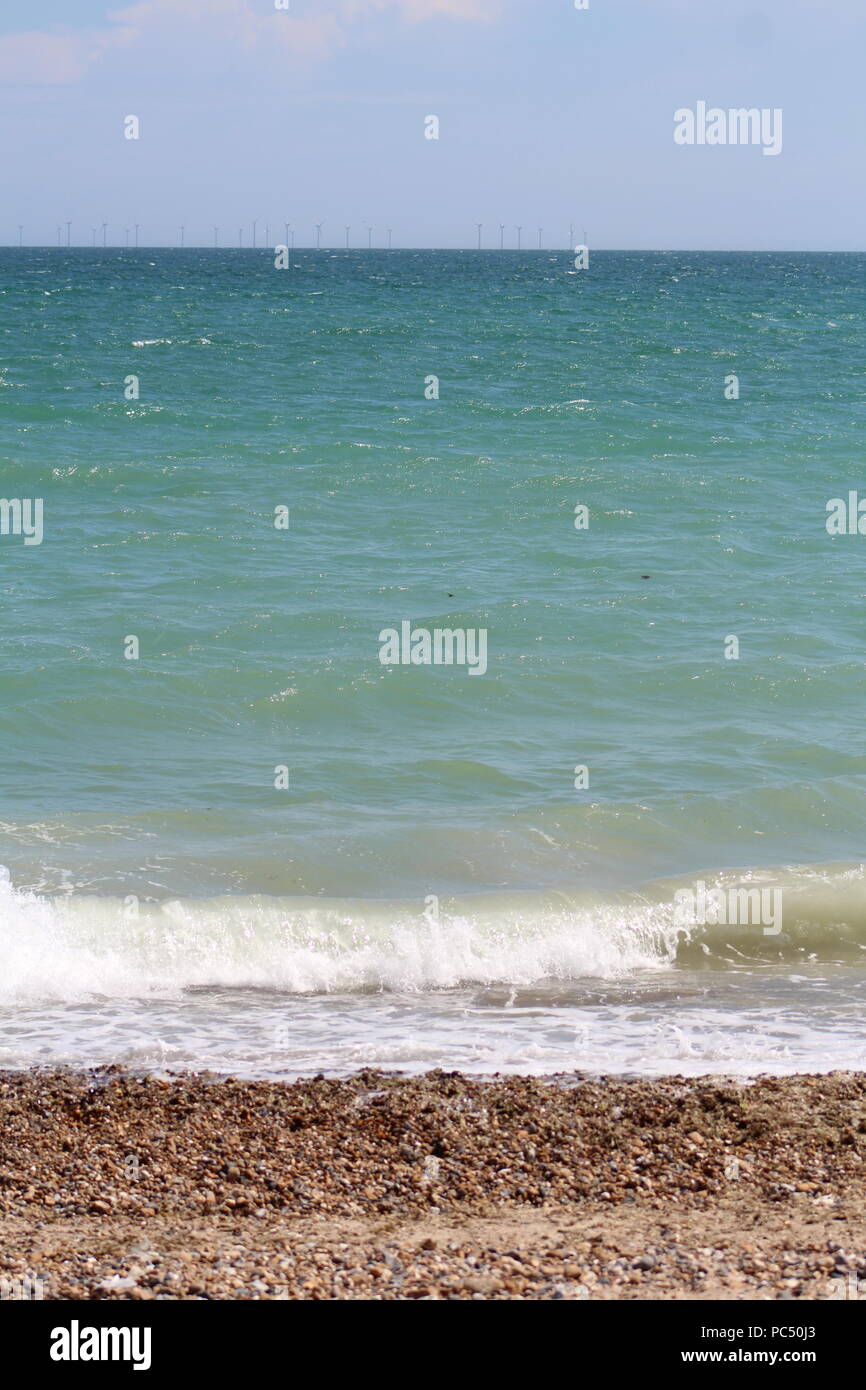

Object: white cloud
[0,25,136,85]
[343,0,499,18]
[0,0,500,87]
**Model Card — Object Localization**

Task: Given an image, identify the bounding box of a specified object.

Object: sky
[0,0,864,249]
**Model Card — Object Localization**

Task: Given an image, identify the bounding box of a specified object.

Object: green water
[0,249,864,1076]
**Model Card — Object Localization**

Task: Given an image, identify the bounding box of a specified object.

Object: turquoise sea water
[1,248,865,1076]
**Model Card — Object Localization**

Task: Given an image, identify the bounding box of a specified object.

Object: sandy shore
[1,1067,864,1301]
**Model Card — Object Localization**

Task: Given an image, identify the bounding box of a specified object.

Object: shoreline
[1,1067,864,1300]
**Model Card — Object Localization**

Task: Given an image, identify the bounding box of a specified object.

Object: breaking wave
[1,862,865,1006]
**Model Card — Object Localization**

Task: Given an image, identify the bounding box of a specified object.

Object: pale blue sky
[0,0,863,248]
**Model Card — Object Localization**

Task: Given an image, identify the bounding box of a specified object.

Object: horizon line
[0,245,863,254]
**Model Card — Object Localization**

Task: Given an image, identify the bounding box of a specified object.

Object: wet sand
[1,1068,864,1300]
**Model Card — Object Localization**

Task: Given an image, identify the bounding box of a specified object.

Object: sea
[1,246,865,1079]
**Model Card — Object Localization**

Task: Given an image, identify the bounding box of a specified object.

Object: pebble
[1,1066,863,1301]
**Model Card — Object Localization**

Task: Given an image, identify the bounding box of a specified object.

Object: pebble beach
[2,1068,865,1301]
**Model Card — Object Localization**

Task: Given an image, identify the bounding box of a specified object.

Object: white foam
[0,870,677,1004]
[2,862,865,1055]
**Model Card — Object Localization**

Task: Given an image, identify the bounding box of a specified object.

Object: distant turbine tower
[516,225,522,250]
[102,222,108,247]
[134,224,140,248]
[92,227,97,247]
[476,223,482,249]
[284,221,290,245]
[213,226,219,247]
[252,219,257,248]
[538,227,543,249]
[57,225,62,247]
[569,222,575,249]
[238,228,243,247]
[345,225,350,248]
[125,228,130,247]
[367,225,372,248]
[316,222,323,249]
[499,224,505,250]
[18,225,23,247]
[66,221,71,247]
